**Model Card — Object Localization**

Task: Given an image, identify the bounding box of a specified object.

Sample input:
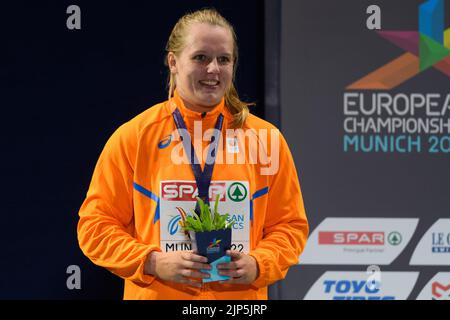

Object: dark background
[0,1,264,299]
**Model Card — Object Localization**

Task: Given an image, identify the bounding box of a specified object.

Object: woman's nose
[206,58,220,74]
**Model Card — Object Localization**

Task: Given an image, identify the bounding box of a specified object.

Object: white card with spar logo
[160,180,250,254]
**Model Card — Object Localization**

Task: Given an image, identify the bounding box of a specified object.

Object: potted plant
[178,194,232,282]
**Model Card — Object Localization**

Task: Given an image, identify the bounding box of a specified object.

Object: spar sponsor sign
[299,218,418,265]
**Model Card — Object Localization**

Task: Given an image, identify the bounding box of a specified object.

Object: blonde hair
[165,8,252,128]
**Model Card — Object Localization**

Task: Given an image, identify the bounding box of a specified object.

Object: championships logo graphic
[348,0,450,89]
[342,0,450,154]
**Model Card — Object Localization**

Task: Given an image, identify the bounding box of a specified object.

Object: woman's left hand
[217,250,259,284]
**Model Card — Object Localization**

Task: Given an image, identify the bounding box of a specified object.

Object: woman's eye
[218,56,231,64]
[193,55,207,62]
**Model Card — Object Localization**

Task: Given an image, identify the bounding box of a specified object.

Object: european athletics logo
[208,238,222,249]
[207,238,222,254]
[348,0,450,90]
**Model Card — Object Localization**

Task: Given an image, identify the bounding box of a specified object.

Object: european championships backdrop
[282,0,450,299]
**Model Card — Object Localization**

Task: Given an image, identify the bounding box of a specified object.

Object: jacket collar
[166,90,232,123]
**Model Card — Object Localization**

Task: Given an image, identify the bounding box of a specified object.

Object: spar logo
[227,182,247,202]
[300,218,418,265]
[319,231,385,245]
[162,181,226,201]
[348,0,450,90]
[318,231,402,246]
[388,231,402,245]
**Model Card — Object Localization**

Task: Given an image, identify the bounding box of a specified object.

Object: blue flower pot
[189,228,232,283]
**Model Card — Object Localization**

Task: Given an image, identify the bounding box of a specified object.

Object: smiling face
[168,22,234,112]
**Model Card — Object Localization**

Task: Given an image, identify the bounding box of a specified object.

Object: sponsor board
[160,180,250,254]
[299,218,418,265]
[304,271,419,300]
[410,219,450,265]
[416,272,450,300]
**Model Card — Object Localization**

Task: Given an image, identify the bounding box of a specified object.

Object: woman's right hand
[144,251,211,287]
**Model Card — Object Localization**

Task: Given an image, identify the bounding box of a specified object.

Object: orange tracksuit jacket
[78,92,309,299]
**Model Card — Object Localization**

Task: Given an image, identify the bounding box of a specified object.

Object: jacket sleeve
[77,123,160,285]
[249,131,309,288]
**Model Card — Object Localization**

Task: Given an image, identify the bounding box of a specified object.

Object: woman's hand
[145,251,211,287]
[217,250,259,284]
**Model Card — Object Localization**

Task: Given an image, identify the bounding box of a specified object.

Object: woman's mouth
[199,80,220,88]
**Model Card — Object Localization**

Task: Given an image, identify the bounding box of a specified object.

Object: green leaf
[179,197,232,232]
[214,194,219,215]
[185,213,203,232]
